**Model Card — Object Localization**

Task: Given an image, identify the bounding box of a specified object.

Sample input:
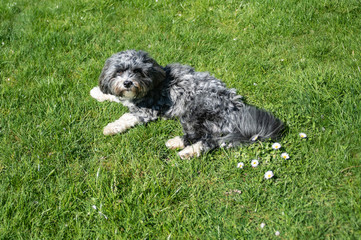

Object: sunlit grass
[1,0,360,238]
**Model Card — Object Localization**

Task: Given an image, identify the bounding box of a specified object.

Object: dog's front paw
[103,122,127,135]
[166,136,185,150]
[103,113,140,136]
[178,142,203,159]
[90,86,120,103]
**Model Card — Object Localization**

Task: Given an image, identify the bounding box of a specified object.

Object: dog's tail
[220,106,285,145]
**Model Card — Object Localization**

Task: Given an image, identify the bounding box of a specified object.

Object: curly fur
[91,50,284,159]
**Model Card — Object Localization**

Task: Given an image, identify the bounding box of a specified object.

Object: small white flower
[272,142,281,150]
[264,171,274,179]
[260,222,266,228]
[251,159,259,167]
[233,38,237,41]
[281,152,290,160]
[275,231,280,236]
[1,42,4,45]
[253,82,258,86]
[299,132,307,138]
[92,205,97,210]
[237,162,244,169]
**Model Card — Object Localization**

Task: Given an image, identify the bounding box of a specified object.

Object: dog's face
[98,50,165,99]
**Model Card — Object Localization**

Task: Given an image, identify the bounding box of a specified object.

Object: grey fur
[97,50,284,155]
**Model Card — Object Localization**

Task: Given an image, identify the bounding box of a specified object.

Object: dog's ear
[98,58,112,94]
[149,63,166,86]
[138,50,166,86]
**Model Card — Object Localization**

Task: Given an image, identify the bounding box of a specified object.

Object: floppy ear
[138,51,166,86]
[149,63,166,86]
[98,59,113,94]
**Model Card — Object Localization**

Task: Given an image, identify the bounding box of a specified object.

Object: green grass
[1,0,361,238]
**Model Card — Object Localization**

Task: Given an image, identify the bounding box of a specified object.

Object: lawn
[1,0,360,238]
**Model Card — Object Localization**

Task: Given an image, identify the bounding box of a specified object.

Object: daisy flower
[299,132,307,138]
[264,171,274,179]
[272,142,281,150]
[281,152,290,160]
[251,159,259,167]
[260,222,266,229]
[275,231,280,236]
[237,162,244,169]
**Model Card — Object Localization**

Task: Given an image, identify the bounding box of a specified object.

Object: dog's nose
[123,80,133,88]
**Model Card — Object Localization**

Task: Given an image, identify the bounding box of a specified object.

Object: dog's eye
[133,69,144,76]
[116,70,124,76]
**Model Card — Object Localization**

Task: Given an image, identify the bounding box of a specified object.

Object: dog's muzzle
[123,80,133,88]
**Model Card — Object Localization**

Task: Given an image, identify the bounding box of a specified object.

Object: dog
[90,50,284,159]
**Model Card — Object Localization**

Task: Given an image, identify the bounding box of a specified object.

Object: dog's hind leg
[165,136,185,150]
[178,141,204,159]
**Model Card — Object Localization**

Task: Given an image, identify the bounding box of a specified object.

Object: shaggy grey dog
[90,50,284,159]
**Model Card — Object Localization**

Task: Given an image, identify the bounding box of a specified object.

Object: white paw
[103,122,127,135]
[103,113,139,136]
[90,86,120,103]
[178,142,203,159]
[165,136,185,150]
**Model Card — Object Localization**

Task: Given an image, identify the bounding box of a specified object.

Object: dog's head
[98,50,166,99]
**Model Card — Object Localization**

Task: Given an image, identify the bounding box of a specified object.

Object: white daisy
[260,222,266,229]
[272,142,281,150]
[275,231,280,236]
[264,171,274,179]
[251,159,259,167]
[281,152,290,160]
[237,162,244,169]
[299,132,307,138]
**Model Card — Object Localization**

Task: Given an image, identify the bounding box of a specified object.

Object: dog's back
[162,63,284,149]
